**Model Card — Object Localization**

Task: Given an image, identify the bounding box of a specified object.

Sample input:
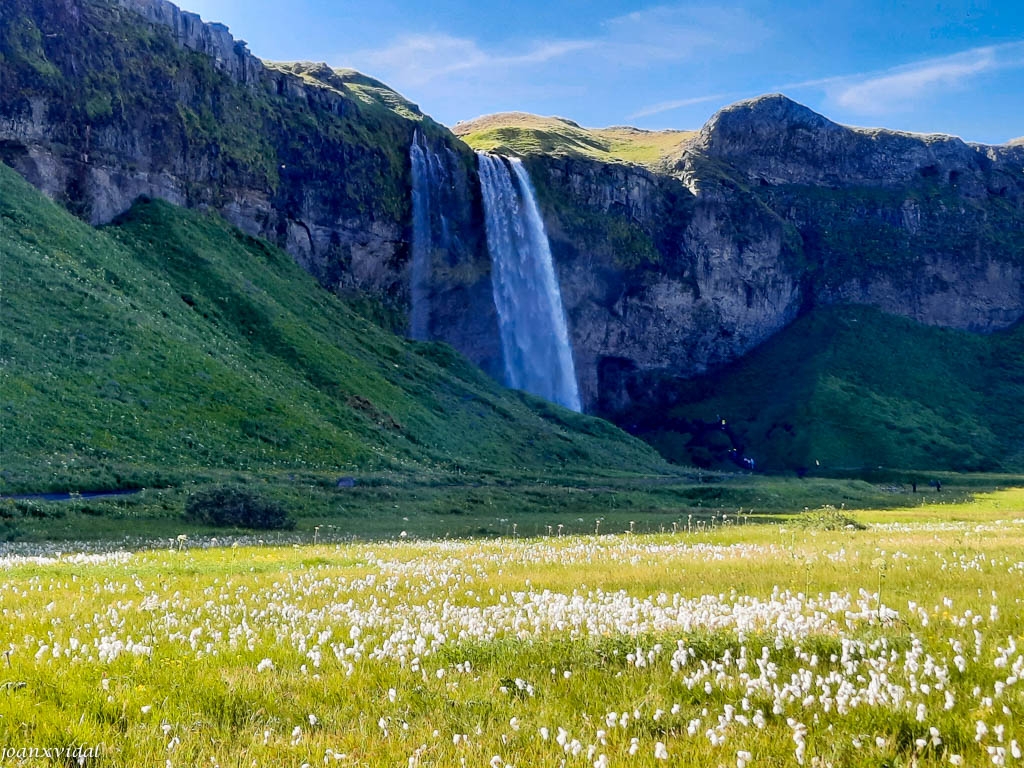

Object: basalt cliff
[0,0,502,375]
[3,0,1023,471]
[457,104,1024,415]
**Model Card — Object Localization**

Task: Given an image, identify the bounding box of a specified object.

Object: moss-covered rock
[0,0,493,338]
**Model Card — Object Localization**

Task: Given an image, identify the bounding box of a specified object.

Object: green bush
[184,486,294,530]
[793,506,867,531]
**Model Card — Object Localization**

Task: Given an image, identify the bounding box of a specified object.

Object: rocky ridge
[0,0,500,370]
[2,0,1022,445]
[480,95,1024,411]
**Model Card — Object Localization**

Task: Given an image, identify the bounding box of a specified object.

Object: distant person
[936,480,942,492]
[911,481,917,493]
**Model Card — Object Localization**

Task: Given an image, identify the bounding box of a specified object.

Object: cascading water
[409,130,455,340]
[408,130,433,340]
[477,152,582,412]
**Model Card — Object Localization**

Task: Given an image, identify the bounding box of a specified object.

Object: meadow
[0,489,1022,766]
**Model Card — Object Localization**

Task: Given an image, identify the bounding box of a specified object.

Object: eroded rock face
[525,96,1024,413]
[0,0,499,364]
[534,156,803,410]
[1,0,1021,422]
[115,0,262,85]
[695,94,1012,195]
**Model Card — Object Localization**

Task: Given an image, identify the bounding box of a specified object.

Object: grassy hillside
[455,112,696,168]
[265,63,447,135]
[0,164,666,495]
[621,305,1024,473]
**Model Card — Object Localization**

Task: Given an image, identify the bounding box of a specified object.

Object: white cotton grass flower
[256,658,274,672]
[654,741,669,760]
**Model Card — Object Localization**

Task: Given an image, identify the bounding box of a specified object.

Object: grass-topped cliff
[0,163,665,498]
[455,97,1024,478]
[0,0,491,327]
[0,0,440,215]
[455,112,696,169]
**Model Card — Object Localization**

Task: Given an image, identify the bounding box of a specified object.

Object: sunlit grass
[455,112,696,169]
[1,491,1022,765]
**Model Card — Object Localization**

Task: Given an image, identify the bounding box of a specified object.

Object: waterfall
[408,130,432,340]
[477,152,582,412]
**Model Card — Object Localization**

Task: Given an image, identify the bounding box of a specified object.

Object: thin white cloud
[836,49,996,113]
[352,34,596,86]
[602,5,769,64]
[780,41,1024,115]
[629,93,730,119]
[347,4,767,89]
[339,3,773,126]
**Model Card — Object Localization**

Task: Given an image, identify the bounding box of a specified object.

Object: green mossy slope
[455,113,696,169]
[0,165,665,494]
[626,306,1024,473]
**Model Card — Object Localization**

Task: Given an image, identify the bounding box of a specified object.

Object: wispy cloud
[347,4,767,89]
[629,93,730,119]
[601,5,769,64]
[836,48,998,113]
[352,34,596,87]
[782,41,1024,115]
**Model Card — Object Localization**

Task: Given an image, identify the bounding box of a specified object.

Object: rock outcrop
[115,0,262,85]
[0,0,500,368]
[509,95,1024,413]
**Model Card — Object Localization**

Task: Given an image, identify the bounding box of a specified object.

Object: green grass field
[1,488,1022,766]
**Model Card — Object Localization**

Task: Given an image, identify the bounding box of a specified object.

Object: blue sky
[181,0,1023,143]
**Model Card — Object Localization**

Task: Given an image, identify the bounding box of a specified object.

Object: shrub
[184,486,294,530]
[793,506,867,531]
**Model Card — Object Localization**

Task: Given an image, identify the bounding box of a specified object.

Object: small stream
[1,488,143,502]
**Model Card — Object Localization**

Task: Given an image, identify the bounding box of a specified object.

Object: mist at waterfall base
[477,153,582,413]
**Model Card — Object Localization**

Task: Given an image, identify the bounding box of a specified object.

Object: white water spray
[477,153,581,412]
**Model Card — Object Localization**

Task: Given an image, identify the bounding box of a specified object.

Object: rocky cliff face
[527,155,802,411]
[0,0,501,367]
[514,95,1024,414]
[2,0,1022,430]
